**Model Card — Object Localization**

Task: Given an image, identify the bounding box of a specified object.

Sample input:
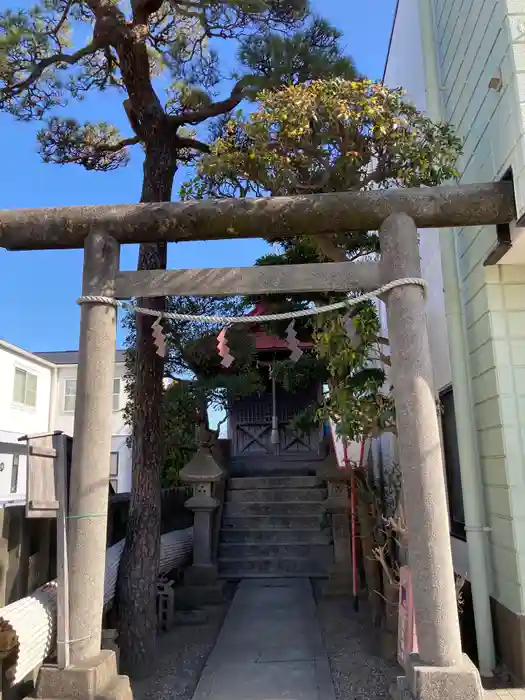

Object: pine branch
[38,118,140,171]
[313,235,348,262]
[102,136,141,152]
[2,41,103,97]
[53,0,74,38]
[170,78,253,126]
[176,136,210,153]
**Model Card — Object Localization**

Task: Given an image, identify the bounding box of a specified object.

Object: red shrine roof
[246,300,312,352]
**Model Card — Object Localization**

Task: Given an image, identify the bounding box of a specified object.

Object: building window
[113,378,121,412]
[64,378,120,412]
[110,451,119,492]
[440,386,465,540]
[64,379,77,412]
[10,454,19,494]
[13,368,37,408]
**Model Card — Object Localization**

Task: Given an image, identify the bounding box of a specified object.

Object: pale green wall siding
[491,265,525,612]
[432,0,525,613]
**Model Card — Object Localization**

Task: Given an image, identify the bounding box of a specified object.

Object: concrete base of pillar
[395,652,483,700]
[184,564,220,586]
[34,650,132,700]
[175,581,225,606]
[175,566,225,606]
[321,566,353,597]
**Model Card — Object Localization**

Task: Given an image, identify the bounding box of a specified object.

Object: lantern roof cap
[180,445,226,483]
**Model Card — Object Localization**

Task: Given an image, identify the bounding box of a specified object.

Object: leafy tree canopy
[182,78,463,441]
[182,78,461,261]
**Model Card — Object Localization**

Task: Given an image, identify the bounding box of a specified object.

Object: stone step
[226,488,326,503]
[219,542,333,559]
[229,459,324,477]
[224,501,323,517]
[219,571,321,579]
[222,515,323,530]
[218,556,330,577]
[220,528,331,544]
[228,476,319,490]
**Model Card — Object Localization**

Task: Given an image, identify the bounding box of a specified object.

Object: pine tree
[0,0,362,672]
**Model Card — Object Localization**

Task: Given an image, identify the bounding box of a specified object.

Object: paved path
[192,578,336,700]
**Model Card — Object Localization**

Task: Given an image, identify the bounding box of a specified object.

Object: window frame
[12,366,38,409]
[112,378,121,412]
[10,454,19,494]
[63,378,77,413]
[439,385,466,541]
[63,377,120,412]
[110,451,119,478]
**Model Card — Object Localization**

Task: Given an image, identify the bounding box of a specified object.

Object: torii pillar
[379,214,483,700]
[36,232,131,700]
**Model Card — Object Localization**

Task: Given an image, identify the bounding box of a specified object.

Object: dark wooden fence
[0,506,53,609]
[106,487,192,546]
[0,486,192,611]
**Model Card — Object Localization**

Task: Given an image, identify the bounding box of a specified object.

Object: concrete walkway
[192,578,336,700]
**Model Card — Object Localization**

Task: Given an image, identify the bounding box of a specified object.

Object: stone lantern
[316,459,354,597]
[179,426,226,603]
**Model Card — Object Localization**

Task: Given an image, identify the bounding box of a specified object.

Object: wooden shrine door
[229,383,323,460]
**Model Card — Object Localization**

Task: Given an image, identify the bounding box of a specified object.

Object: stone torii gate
[0,181,516,700]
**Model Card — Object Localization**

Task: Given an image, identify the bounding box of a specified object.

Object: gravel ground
[131,581,400,700]
[132,587,235,700]
[314,585,400,700]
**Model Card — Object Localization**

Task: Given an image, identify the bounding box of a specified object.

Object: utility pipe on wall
[270,364,279,449]
[417,0,495,676]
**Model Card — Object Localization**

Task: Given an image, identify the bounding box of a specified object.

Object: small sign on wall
[23,432,60,518]
[21,431,72,518]
[397,565,418,669]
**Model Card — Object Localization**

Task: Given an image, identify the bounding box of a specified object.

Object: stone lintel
[115,261,382,299]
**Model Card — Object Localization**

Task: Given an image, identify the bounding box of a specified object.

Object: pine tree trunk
[117,144,176,677]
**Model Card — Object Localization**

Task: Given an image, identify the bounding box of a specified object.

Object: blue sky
[0,0,397,353]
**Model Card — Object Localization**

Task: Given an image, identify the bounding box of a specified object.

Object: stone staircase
[218,475,333,578]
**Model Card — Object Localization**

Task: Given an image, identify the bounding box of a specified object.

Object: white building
[0,340,132,499]
[379,0,525,682]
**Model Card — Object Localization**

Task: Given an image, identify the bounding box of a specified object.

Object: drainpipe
[418,0,495,676]
[270,364,279,451]
[48,365,57,432]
